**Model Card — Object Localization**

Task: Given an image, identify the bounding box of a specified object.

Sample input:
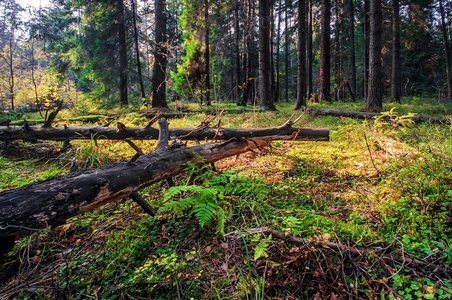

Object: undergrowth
[1,98,452,299]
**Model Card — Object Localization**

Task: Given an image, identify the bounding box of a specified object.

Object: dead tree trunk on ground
[0,119,274,250]
[303,107,450,124]
[0,123,329,142]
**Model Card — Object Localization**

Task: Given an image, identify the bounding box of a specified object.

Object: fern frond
[216,207,226,235]
[194,202,218,228]
[254,238,269,260]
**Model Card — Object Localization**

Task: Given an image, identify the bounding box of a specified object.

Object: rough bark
[0,124,330,142]
[303,107,450,124]
[334,0,342,101]
[117,0,128,106]
[319,0,331,102]
[0,121,273,246]
[366,0,383,112]
[259,0,276,110]
[151,0,169,108]
[391,0,401,104]
[295,0,307,110]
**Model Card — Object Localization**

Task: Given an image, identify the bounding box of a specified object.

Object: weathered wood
[0,124,329,142]
[0,120,272,245]
[303,107,450,124]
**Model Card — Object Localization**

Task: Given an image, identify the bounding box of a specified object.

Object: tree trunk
[439,0,452,101]
[348,0,356,101]
[204,0,211,106]
[390,0,401,103]
[0,120,273,248]
[0,124,330,142]
[366,0,383,112]
[117,0,128,106]
[151,0,169,108]
[240,0,255,106]
[275,0,282,103]
[334,0,342,101]
[363,0,370,99]
[295,0,307,109]
[131,0,147,105]
[259,0,276,110]
[235,0,241,102]
[319,0,331,102]
[285,0,289,102]
[307,0,313,100]
[303,107,450,124]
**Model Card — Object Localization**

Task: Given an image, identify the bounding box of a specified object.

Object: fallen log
[303,107,450,124]
[0,119,273,251]
[0,122,329,142]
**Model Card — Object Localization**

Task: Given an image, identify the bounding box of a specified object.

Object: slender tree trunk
[270,0,276,103]
[366,0,383,112]
[363,0,369,99]
[285,0,289,102]
[295,0,306,109]
[131,0,147,105]
[151,0,169,108]
[347,0,356,101]
[334,0,342,101]
[391,0,401,103]
[275,0,282,103]
[235,0,241,102]
[31,40,40,113]
[307,0,313,100]
[319,0,331,102]
[439,0,452,101]
[117,0,128,106]
[204,0,211,106]
[240,0,254,106]
[259,0,276,110]
[8,38,14,111]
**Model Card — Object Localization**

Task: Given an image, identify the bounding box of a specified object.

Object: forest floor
[1,98,452,299]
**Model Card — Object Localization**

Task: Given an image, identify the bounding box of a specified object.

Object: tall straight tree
[285,0,289,102]
[439,0,452,100]
[363,0,370,99]
[347,0,356,101]
[259,0,276,110]
[366,0,383,112]
[274,0,282,103]
[307,0,313,100]
[240,0,256,106]
[131,0,146,105]
[234,0,241,102]
[117,0,128,105]
[391,0,401,103]
[295,0,306,109]
[204,0,211,106]
[333,0,342,101]
[319,0,331,102]
[151,0,169,108]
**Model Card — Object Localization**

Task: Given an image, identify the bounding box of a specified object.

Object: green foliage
[373,108,415,137]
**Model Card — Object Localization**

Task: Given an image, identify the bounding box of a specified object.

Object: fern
[254,238,269,260]
[194,202,218,228]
